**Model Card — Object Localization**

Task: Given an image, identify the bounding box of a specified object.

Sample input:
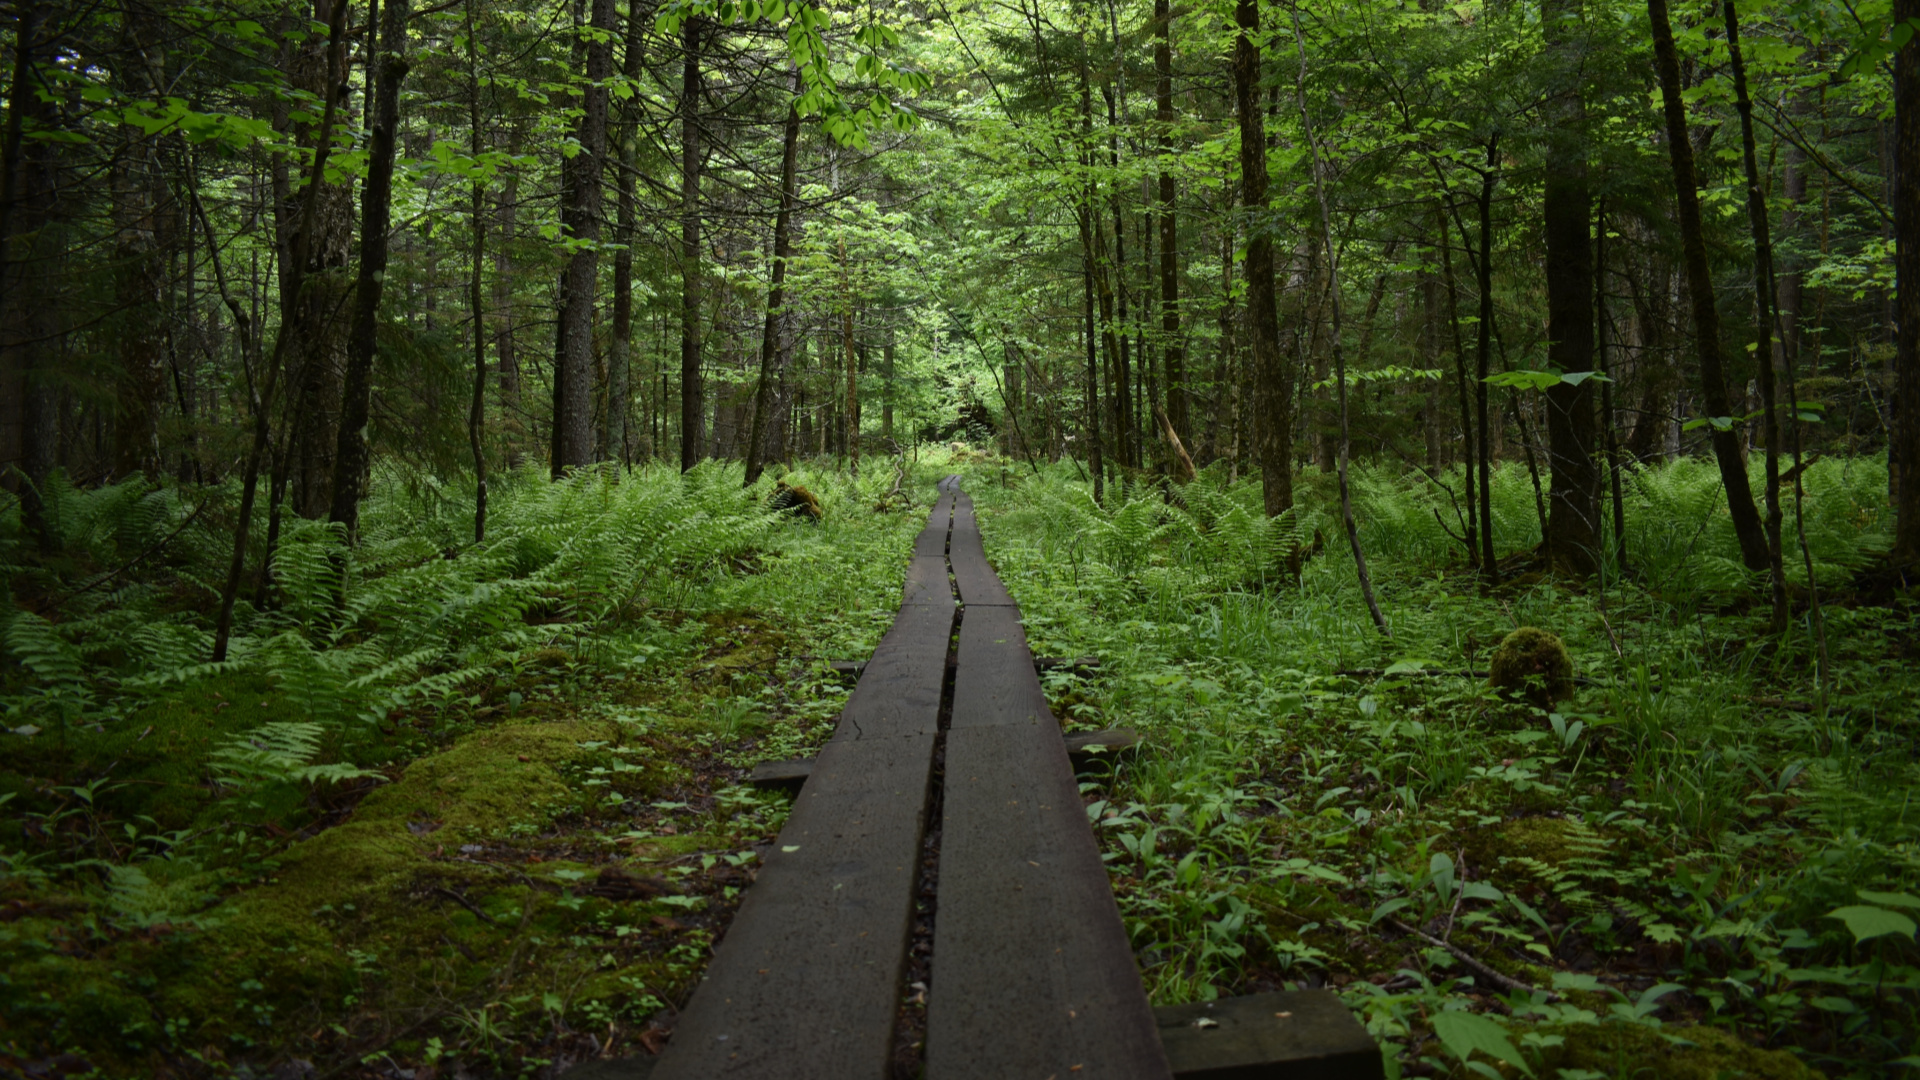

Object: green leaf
[1383,659,1430,675]
[1430,1011,1533,1077]
[1859,890,1920,910]
[1826,905,1917,944]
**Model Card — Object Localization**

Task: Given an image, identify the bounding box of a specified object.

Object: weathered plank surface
[926,510,1169,1077]
[651,732,938,1080]
[648,486,958,1080]
[1154,991,1384,1080]
[926,721,1172,1079]
[947,493,1016,607]
[946,604,1053,732]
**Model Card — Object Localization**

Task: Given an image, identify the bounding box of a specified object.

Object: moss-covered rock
[1487,627,1574,708]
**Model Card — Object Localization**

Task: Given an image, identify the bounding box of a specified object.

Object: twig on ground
[433,885,501,926]
[1388,917,1559,1002]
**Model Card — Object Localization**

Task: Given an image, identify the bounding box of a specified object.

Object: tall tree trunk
[609,1,643,470]
[1540,0,1600,578]
[745,71,802,486]
[1470,150,1499,580]
[1,0,58,549]
[1154,0,1186,449]
[214,0,349,661]
[678,19,706,472]
[1438,207,1478,567]
[285,3,357,520]
[1893,0,1920,564]
[552,0,614,478]
[1236,0,1291,520]
[1596,201,1628,574]
[493,129,522,466]
[1647,0,1772,571]
[110,18,172,480]
[466,0,488,541]
[1103,82,1133,472]
[329,0,410,542]
[1288,0,1385,630]
[1725,0,1791,622]
[1078,64,1104,504]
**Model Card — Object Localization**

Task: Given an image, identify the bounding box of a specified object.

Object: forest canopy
[2,0,1918,1073]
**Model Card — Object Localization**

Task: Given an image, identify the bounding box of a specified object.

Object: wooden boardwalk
[651,479,958,1080]
[633,479,1373,1080]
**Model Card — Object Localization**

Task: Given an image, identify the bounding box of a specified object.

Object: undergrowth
[966,454,1917,1080]
[0,457,933,1077]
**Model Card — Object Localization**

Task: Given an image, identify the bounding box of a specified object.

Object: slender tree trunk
[1893,0,1920,564]
[493,130,522,465]
[552,0,614,478]
[608,0,642,470]
[1725,0,1791,623]
[329,0,410,542]
[679,19,706,472]
[1078,66,1104,504]
[745,71,802,486]
[1647,0,1772,571]
[214,0,349,661]
[466,0,488,540]
[1154,0,1186,449]
[1288,0,1385,631]
[1596,201,1628,573]
[1237,0,1292,520]
[1439,208,1479,567]
[1473,148,1499,580]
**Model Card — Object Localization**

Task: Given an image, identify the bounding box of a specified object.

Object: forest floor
[2,449,1916,1080]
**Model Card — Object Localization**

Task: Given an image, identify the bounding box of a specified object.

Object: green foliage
[964,453,1917,1080]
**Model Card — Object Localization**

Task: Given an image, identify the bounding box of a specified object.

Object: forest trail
[647,478,1169,1078]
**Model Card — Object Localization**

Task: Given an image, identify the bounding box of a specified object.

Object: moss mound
[1528,1021,1821,1079]
[1487,627,1574,708]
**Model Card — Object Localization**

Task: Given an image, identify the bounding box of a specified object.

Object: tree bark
[608,0,643,470]
[1647,0,1772,572]
[745,71,802,486]
[551,0,614,478]
[466,0,488,541]
[1236,0,1291,520]
[1540,0,1600,578]
[1894,0,1920,564]
[1725,0,1791,621]
[1155,0,1186,449]
[214,0,349,660]
[679,19,706,472]
[329,0,410,542]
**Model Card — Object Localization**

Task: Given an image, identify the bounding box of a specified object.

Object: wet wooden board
[946,604,1053,731]
[948,494,1016,607]
[830,557,953,744]
[1154,991,1384,1080]
[926,719,1172,1080]
[651,731,938,1080]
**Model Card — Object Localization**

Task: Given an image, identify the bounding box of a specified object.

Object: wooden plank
[948,494,1016,607]
[1154,991,1383,1080]
[946,604,1052,731]
[914,480,958,558]
[926,720,1173,1080]
[1065,727,1140,759]
[651,731,938,1080]
[747,758,812,790]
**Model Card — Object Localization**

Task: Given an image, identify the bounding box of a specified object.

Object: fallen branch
[1387,917,1558,1002]
[433,885,501,926]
